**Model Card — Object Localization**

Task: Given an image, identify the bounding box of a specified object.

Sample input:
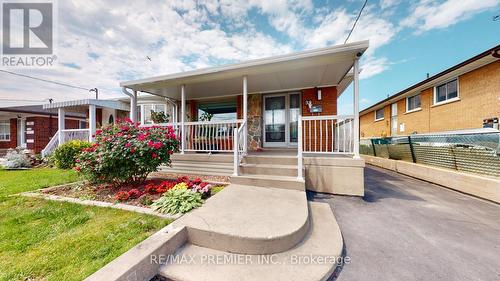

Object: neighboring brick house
[360,45,500,138]
[0,105,86,153]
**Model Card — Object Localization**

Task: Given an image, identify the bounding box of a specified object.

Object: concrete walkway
[309,165,500,281]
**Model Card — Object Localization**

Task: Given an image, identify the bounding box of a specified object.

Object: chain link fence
[360,130,500,177]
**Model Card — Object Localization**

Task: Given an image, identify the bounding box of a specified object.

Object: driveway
[309,165,500,281]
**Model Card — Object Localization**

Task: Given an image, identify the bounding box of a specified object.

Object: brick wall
[0,118,17,149]
[25,116,80,153]
[360,60,500,137]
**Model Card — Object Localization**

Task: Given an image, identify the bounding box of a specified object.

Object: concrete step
[160,202,343,281]
[160,160,234,176]
[230,174,305,191]
[240,163,300,177]
[171,153,233,163]
[243,155,298,165]
[169,184,309,255]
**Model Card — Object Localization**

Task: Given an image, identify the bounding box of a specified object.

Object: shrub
[151,189,203,214]
[75,119,179,185]
[52,140,91,169]
[139,194,154,206]
[3,148,31,169]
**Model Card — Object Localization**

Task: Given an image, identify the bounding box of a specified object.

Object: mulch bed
[41,175,227,208]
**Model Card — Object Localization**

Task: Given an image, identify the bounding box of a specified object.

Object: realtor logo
[2,2,53,54]
[1,1,56,67]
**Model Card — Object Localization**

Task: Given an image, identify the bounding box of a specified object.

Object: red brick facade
[0,116,82,154]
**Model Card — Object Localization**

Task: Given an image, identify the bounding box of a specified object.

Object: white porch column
[353,58,360,159]
[89,104,96,142]
[181,84,186,154]
[243,75,248,154]
[20,118,26,148]
[58,108,65,145]
[130,90,138,123]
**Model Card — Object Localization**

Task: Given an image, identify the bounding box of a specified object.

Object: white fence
[233,121,247,176]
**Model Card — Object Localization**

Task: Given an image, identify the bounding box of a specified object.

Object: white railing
[297,115,355,180]
[41,130,60,158]
[41,129,91,158]
[61,129,91,143]
[233,121,247,176]
[301,115,355,154]
[145,120,243,153]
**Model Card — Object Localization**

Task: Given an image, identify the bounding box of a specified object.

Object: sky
[0,0,499,114]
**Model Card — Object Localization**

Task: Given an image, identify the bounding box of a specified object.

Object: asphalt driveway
[309,165,500,281]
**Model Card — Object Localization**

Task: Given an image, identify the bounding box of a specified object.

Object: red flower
[115,191,130,201]
[138,134,147,141]
[127,189,142,199]
[151,153,158,159]
[125,142,132,148]
[95,129,102,135]
[74,166,81,172]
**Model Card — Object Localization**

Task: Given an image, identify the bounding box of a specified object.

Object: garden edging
[21,191,181,220]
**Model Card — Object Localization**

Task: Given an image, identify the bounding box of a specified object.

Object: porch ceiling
[120,41,368,100]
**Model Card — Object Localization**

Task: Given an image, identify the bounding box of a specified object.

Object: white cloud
[380,0,400,9]
[401,0,500,32]
[360,57,391,79]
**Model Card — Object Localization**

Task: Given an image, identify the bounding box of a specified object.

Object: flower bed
[41,175,226,214]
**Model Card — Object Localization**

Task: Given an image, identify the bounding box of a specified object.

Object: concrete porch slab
[170,184,309,255]
[160,202,343,281]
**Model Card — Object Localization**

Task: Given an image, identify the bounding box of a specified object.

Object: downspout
[122,87,137,123]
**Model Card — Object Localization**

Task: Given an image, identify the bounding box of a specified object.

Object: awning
[43,99,130,112]
[120,41,368,100]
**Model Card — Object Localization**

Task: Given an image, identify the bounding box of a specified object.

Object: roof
[0,105,86,118]
[360,44,500,115]
[120,41,369,100]
[43,99,130,111]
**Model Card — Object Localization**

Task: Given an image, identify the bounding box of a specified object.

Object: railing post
[370,138,377,157]
[297,115,303,180]
[58,108,65,145]
[408,136,417,163]
[233,128,238,176]
[181,84,186,154]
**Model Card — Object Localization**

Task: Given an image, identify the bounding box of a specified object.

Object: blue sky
[0,0,499,112]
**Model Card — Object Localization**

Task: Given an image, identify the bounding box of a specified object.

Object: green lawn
[0,168,171,281]
[0,168,79,196]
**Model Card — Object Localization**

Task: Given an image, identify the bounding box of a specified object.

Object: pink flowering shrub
[75,119,179,185]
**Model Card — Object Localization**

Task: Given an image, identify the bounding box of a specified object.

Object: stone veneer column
[247,94,262,151]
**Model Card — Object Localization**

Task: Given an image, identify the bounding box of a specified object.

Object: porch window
[141,104,174,124]
[374,108,384,121]
[434,79,458,104]
[406,94,421,112]
[0,120,10,141]
[197,101,237,121]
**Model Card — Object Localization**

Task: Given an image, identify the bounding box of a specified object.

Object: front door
[263,93,300,147]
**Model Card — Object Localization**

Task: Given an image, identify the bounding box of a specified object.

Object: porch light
[317,89,322,100]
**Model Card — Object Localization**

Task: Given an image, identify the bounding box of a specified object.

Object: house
[360,45,500,138]
[0,104,86,154]
[41,99,130,157]
[117,41,369,196]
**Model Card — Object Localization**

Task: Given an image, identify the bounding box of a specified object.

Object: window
[79,121,87,129]
[374,108,384,121]
[142,104,167,124]
[406,94,421,112]
[0,120,10,141]
[434,79,458,104]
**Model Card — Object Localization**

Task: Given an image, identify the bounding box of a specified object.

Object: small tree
[75,119,179,185]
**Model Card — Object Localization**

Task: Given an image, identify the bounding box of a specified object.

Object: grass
[0,168,171,281]
[0,168,79,196]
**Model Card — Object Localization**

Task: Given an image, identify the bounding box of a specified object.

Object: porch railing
[41,129,91,158]
[145,120,243,153]
[297,115,355,179]
[233,121,247,176]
